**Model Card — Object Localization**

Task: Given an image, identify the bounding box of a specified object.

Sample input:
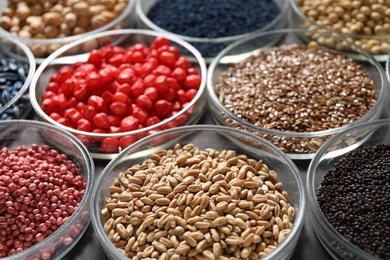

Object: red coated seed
[0,145,86,257]
[40,37,202,152]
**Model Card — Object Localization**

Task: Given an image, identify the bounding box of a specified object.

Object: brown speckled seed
[215,44,377,154]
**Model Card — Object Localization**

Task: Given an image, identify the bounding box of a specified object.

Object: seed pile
[297,0,390,54]
[317,144,390,259]
[146,0,281,57]
[215,44,377,153]
[0,144,87,257]
[0,0,130,57]
[0,57,30,120]
[41,36,202,154]
[102,143,295,259]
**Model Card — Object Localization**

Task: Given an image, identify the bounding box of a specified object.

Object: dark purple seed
[317,144,390,259]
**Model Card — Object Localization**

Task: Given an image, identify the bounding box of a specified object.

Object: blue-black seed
[317,144,390,259]
[0,57,30,120]
[147,0,281,57]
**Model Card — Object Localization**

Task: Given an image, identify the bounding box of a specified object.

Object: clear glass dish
[91,125,306,260]
[207,29,388,160]
[0,0,136,63]
[290,0,390,62]
[0,33,35,120]
[29,29,207,160]
[135,0,289,63]
[386,53,390,83]
[307,119,390,259]
[0,120,94,260]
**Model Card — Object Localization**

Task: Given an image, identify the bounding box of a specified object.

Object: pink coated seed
[0,144,86,257]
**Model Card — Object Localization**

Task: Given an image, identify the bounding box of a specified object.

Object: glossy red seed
[76,118,93,132]
[42,99,54,114]
[49,112,61,121]
[57,66,74,84]
[101,44,115,61]
[143,74,156,88]
[87,95,108,113]
[159,51,176,68]
[141,61,157,76]
[116,68,135,85]
[93,112,110,129]
[120,116,139,132]
[85,70,101,90]
[175,57,191,69]
[113,46,126,54]
[183,74,201,89]
[80,105,97,121]
[160,88,176,102]
[122,51,133,64]
[100,138,119,153]
[152,36,170,49]
[66,97,77,109]
[99,67,115,84]
[75,134,93,147]
[88,49,103,65]
[154,75,169,94]
[153,65,171,76]
[57,117,73,127]
[143,87,159,102]
[176,89,187,104]
[73,83,88,102]
[63,108,82,126]
[132,106,148,124]
[51,94,67,113]
[130,80,145,98]
[119,136,137,150]
[154,100,173,118]
[113,92,132,106]
[185,89,198,101]
[42,90,56,100]
[108,114,121,126]
[131,51,145,64]
[145,116,160,127]
[108,53,124,67]
[116,83,132,96]
[132,43,145,52]
[101,90,114,107]
[136,94,153,111]
[73,63,96,79]
[172,67,187,82]
[46,82,60,93]
[110,101,128,117]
